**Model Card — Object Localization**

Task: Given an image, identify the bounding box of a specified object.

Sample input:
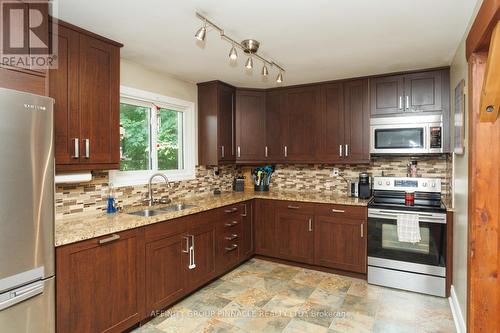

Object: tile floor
[133,258,456,333]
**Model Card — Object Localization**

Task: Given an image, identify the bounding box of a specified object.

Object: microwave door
[370,125,428,154]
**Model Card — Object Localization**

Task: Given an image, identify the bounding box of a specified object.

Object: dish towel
[397,214,421,243]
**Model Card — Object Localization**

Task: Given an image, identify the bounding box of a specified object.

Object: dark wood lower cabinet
[185,221,217,290]
[56,228,145,333]
[254,199,278,256]
[240,201,254,258]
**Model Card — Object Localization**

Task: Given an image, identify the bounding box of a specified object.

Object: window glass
[119,103,150,171]
[157,108,183,170]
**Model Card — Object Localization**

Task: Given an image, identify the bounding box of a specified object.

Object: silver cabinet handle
[265,146,268,158]
[224,207,238,213]
[72,138,79,159]
[339,144,343,157]
[345,144,349,157]
[189,234,196,269]
[284,145,288,157]
[182,236,189,253]
[225,244,238,252]
[241,204,247,217]
[331,209,345,213]
[98,234,120,245]
[406,95,410,110]
[308,218,313,232]
[399,96,403,109]
[287,205,300,209]
[221,145,225,159]
[84,139,90,159]
[224,221,239,227]
[237,146,241,158]
[225,234,238,241]
[0,281,44,311]
[360,223,364,238]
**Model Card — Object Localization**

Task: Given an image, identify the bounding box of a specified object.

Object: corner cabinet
[56,228,146,333]
[198,81,236,165]
[49,20,122,172]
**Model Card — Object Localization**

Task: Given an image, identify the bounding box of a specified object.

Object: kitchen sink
[127,204,197,217]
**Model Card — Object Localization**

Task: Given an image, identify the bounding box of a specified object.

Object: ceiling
[55,0,478,88]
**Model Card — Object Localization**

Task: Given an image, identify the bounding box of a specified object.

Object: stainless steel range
[367,176,447,297]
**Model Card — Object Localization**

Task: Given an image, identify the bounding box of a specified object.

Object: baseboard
[449,285,466,333]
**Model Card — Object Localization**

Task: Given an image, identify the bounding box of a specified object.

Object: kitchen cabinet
[50,20,122,172]
[240,201,254,258]
[235,89,266,163]
[254,199,278,257]
[370,69,449,116]
[275,202,315,264]
[265,89,287,161]
[216,215,242,272]
[56,228,145,333]
[314,205,367,273]
[320,79,369,163]
[283,86,322,162]
[198,81,236,165]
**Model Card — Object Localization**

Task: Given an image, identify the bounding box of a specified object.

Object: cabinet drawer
[221,204,243,218]
[278,200,315,215]
[314,204,367,220]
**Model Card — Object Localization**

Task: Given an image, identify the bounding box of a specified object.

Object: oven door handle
[368,212,446,224]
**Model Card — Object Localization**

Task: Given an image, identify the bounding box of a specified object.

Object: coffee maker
[358,172,371,199]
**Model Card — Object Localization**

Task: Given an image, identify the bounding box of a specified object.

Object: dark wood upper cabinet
[371,69,448,116]
[343,79,370,163]
[49,20,122,172]
[235,89,266,163]
[56,228,145,333]
[198,81,236,165]
[284,86,322,162]
[370,75,404,116]
[265,90,287,161]
[320,83,344,162]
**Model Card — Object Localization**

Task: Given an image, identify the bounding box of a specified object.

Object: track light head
[229,45,238,60]
[195,23,207,41]
[276,71,283,83]
[245,57,253,69]
[261,64,269,76]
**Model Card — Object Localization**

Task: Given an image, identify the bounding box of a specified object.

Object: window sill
[108,168,196,187]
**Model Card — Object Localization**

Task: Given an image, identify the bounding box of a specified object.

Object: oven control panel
[373,177,441,193]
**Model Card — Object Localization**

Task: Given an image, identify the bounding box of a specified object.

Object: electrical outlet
[331,168,340,177]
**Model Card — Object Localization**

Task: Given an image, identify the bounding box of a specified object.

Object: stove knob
[431,182,436,188]
[423,182,428,187]
[386,181,390,185]
[378,181,382,185]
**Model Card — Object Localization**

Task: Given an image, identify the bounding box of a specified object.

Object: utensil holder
[254,183,269,192]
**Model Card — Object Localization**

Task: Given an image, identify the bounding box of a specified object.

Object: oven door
[370,124,429,154]
[367,209,446,268]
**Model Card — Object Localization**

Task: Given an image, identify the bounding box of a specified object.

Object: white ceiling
[55,0,478,88]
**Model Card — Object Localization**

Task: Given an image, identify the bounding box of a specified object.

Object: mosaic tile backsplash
[55,155,452,219]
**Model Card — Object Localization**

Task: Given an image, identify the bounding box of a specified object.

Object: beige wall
[120,58,198,162]
[449,0,483,322]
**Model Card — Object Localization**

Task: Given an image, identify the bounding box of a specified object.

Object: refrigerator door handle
[0,280,44,311]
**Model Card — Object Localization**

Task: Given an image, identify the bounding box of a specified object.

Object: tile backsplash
[55,155,452,219]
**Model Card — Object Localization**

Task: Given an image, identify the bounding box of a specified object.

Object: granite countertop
[55,191,369,247]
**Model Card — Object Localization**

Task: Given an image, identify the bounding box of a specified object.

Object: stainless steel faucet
[145,173,171,206]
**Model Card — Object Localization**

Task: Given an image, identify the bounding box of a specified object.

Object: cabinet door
[236,90,266,162]
[78,33,120,167]
[254,199,277,256]
[314,216,366,273]
[404,70,442,113]
[344,79,370,163]
[265,90,287,161]
[240,201,254,258]
[284,86,321,161]
[50,25,80,166]
[320,83,344,162]
[145,233,189,313]
[56,229,145,333]
[186,222,217,290]
[218,83,235,163]
[370,75,404,116]
[276,210,314,264]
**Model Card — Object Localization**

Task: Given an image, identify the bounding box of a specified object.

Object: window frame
[109,86,196,187]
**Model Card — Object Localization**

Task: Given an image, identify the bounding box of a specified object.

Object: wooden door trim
[466,0,500,60]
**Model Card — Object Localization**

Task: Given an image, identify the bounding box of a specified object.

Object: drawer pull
[225,234,238,241]
[225,244,238,252]
[331,209,345,213]
[98,234,120,245]
[224,207,238,213]
[224,221,239,227]
[361,223,364,238]
[308,218,313,232]
[287,205,300,209]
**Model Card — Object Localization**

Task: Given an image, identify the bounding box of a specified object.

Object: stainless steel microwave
[370,115,443,154]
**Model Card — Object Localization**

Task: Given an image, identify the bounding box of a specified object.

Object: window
[109,86,195,186]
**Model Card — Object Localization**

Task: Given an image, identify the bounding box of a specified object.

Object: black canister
[358,172,371,199]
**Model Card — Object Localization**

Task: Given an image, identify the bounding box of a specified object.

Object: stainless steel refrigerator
[0,88,55,332]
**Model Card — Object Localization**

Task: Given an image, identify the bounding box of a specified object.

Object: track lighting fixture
[229,45,238,60]
[276,71,283,83]
[245,56,253,69]
[194,12,285,83]
[261,63,269,76]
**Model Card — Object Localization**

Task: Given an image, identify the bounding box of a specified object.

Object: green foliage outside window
[157,108,182,170]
